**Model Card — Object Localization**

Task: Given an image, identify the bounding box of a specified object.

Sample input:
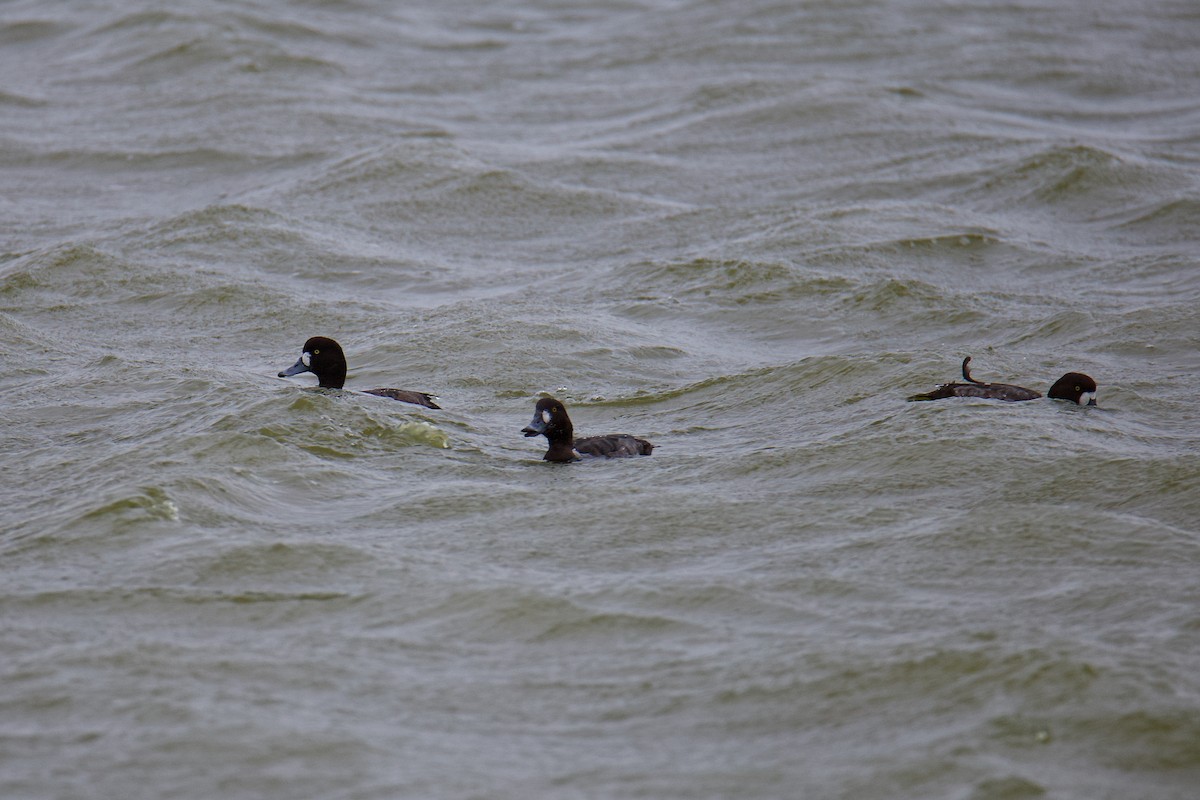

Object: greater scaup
[277,336,440,408]
[521,397,654,462]
[908,356,1097,405]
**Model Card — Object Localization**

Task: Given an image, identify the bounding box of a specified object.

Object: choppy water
[3,1,1200,798]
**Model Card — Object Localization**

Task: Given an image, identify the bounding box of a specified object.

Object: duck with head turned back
[278,336,440,408]
[521,396,653,462]
[907,356,1097,405]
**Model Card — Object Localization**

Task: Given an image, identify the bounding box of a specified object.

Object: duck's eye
[1075,385,1080,392]
[313,349,320,355]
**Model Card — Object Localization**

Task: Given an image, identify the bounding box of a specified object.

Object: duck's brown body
[522,397,653,462]
[908,356,1097,406]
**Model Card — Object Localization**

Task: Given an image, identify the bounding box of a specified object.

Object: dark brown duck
[521,397,653,462]
[908,356,1097,405]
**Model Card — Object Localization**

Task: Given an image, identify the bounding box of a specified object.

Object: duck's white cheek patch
[542,410,552,424]
[1080,391,1096,406]
[301,352,312,368]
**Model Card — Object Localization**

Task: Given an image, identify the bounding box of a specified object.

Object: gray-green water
[3,1,1199,798]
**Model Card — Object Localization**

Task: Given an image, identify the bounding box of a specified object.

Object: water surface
[2,1,1199,798]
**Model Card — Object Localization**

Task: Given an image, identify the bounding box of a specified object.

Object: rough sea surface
[3,1,1199,798]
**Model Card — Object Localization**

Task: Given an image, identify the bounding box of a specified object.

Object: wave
[410,585,702,645]
[1107,197,1200,244]
[83,9,350,81]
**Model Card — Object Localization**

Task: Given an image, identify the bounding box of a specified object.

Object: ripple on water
[964,143,1181,229]
[261,391,451,456]
[416,586,702,646]
[80,486,180,526]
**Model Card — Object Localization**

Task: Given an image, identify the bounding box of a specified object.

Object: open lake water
[2,1,1199,797]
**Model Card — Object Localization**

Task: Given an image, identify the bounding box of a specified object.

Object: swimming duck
[521,397,654,462]
[277,336,440,408]
[907,356,1097,405]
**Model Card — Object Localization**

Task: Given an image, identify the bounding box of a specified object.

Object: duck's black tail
[907,356,977,401]
[961,356,984,384]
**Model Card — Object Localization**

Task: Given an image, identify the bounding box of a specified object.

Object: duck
[521,397,654,462]
[277,336,440,408]
[907,356,1097,405]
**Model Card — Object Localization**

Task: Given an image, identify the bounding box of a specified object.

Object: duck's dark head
[522,397,574,441]
[1047,372,1098,406]
[278,336,348,389]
